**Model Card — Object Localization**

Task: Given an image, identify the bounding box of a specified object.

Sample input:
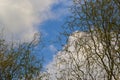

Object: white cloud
[43,31,120,80]
[51,0,73,20]
[43,32,88,80]
[43,31,110,80]
[0,0,70,42]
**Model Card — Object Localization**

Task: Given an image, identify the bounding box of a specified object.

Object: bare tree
[45,0,120,80]
[0,33,43,80]
[64,0,120,80]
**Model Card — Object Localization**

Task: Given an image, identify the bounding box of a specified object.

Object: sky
[0,0,72,66]
[38,0,72,66]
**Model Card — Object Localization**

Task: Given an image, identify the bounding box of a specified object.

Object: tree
[45,0,120,80]
[0,33,43,80]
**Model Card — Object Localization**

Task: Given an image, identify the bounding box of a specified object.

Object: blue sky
[39,2,71,66]
[0,0,72,67]
[40,18,65,66]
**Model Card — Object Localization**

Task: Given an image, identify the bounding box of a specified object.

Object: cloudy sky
[0,0,72,65]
